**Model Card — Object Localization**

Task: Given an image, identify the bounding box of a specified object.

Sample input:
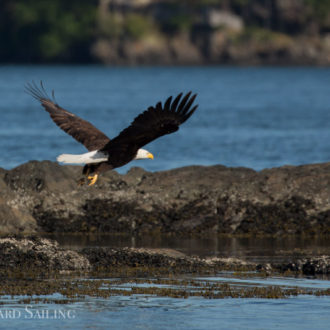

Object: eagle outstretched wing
[26,81,110,151]
[101,91,198,154]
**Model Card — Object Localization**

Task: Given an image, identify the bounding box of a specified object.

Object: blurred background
[1,0,330,172]
[2,0,330,65]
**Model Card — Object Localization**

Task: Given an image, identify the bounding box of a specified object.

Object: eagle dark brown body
[26,81,198,185]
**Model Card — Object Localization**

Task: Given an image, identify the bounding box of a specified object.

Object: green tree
[0,0,97,63]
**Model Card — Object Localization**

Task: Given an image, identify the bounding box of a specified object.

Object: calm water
[1,66,330,171]
[1,66,330,329]
[48,233,330,262]
[1,276,330,330]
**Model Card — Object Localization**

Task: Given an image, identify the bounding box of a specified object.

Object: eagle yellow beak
[148,152,154,159]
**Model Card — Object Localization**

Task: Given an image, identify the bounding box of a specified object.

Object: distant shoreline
[3,1,330,66]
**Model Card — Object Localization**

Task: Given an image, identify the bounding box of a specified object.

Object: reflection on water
[45,233,330,262]
[2,233,329,329]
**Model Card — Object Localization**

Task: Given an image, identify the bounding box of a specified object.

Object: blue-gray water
[1,66,330,171]
[1,276,330,330]
[1,66,330,329]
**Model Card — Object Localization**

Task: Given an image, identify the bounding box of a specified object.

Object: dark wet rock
[274,256,330,275]
[1,160,330,235]
[302,257,330,275]
[81,247,258,274]
[0,237,256,274]
[0,237,328,276]
[82,247,207,273]
[0,237,90,271]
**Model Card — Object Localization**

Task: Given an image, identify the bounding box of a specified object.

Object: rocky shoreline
[4,1,330,66]
[0,161,330,235]
[0,237,329,276]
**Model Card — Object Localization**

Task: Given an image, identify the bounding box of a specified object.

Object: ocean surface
[1,65,330,172]
[1,66,330,329]
[1,275,330,330]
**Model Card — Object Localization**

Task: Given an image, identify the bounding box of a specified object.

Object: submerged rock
[0,237,255,274]
[0,237,328,275]
[0,160,330,235]
[273,256,330,275]
[0,236,90,271]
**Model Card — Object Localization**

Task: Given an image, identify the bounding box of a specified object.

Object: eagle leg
[77,166,91,186]
[77,177,86,186]
[88,174,98,186]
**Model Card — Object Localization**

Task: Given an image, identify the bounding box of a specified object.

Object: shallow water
[1,66,330,172]
[1,65,330,329]
[48,233,330,262]
[1,233,329,329]
[2,297,330,330]
[1,275,329,330]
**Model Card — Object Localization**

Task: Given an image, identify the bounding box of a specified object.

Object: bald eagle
[26,82,198,185]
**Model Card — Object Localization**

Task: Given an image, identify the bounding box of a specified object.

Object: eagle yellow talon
[88,174,98,186]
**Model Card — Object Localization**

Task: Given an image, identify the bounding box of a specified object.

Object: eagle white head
[135,148,154,160]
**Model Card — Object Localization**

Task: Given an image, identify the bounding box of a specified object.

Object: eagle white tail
[57,150,108,164]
